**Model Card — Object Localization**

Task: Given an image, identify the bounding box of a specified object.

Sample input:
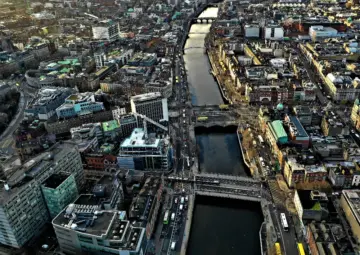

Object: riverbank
[207,49,231,104]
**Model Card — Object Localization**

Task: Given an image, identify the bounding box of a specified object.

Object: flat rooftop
[130,92,162,103]
[42,173,70,189]
[120,128,160,148]
[342,190,360,225]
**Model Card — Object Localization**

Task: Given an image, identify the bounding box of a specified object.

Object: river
[184,7,223,106]
[185,7,263,255]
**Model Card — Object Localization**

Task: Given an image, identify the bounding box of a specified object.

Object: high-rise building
[92,20,120,41]
[41,173,79,219]
[117,128,173,171]
[130,92,168,123]
[0,142,84,248]
[52,176,138,255]
[0,178,49,248]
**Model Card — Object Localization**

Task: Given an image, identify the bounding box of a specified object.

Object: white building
[130,92,168,123]
[264,26,284,40]
[92,20,120,40]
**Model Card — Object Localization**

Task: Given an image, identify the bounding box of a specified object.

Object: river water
[185,7,263,255]
[184,7,223,106]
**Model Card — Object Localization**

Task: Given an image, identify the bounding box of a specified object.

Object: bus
[163,210,169,224]
[280,213,289,231]
[274,243,282,255]
[297,243,305,255]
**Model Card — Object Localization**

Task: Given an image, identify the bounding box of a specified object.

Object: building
[328,162,355,189]
[268,120,288,144]
[24,87,75,120]
[102,120,121,140]
[92,20,120,40]
[293,106,312,126]
[264,26,284,40]
[112,107,127,119]
[56,93,105,119]
[0,178,49,248]
[294,190,329,221]
[117,128,173,171]
[306,222,343,255]
[70,122,103,142]
[321,113,349,136]
[351,98,360,131]
[285,115,310,148]
[94,49,134,69]
[0,142,83,248]
[118,114,139,139]
[129,178,163,238]
[41,173,78,218]
[130,92,168,123]
[309,26,338,41]
[14,120,56,161]
[52,176,141,255]
[340,190,360,243]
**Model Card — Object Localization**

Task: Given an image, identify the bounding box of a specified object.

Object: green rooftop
[102,120,120,132]
[270,120,288,143]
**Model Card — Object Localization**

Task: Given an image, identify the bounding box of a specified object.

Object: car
[261,162,265,167]
[174,198,178,204]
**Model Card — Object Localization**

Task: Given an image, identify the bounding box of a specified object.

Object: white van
[171,242,176,250]
[180,204,183,211]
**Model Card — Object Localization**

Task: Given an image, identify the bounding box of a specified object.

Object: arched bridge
[192,17,216,23]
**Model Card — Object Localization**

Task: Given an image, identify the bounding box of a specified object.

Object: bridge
[194,173,263,201]
[183,46,206,51]
[188,32,208,35]
[192,17,216,23]
[166,173,270,201]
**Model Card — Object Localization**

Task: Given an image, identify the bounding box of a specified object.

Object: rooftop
[102,120,120,132]
[288,116,309,138]
[130,92,162,103]
[42,173,70,189]
[120,128,160,148]
[342,190,360,225]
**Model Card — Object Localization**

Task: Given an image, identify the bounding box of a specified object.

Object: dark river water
[185,7,263,255]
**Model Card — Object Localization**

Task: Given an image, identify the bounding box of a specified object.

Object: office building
[130,92,168,123]
[92,20,120,40]
[24,87,75,120]
[52,176,140,255]
[0,178,49,248]
[0,142,83,248]
[56,93,105,119]
[70,122,103,142]
[53,205,146,255]
[117,128,173,171]
[41,173,78,219]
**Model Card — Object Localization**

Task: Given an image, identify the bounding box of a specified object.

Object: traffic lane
[278,209,298,255]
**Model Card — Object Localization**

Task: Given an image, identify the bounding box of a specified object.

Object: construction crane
[132,112,168,140]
